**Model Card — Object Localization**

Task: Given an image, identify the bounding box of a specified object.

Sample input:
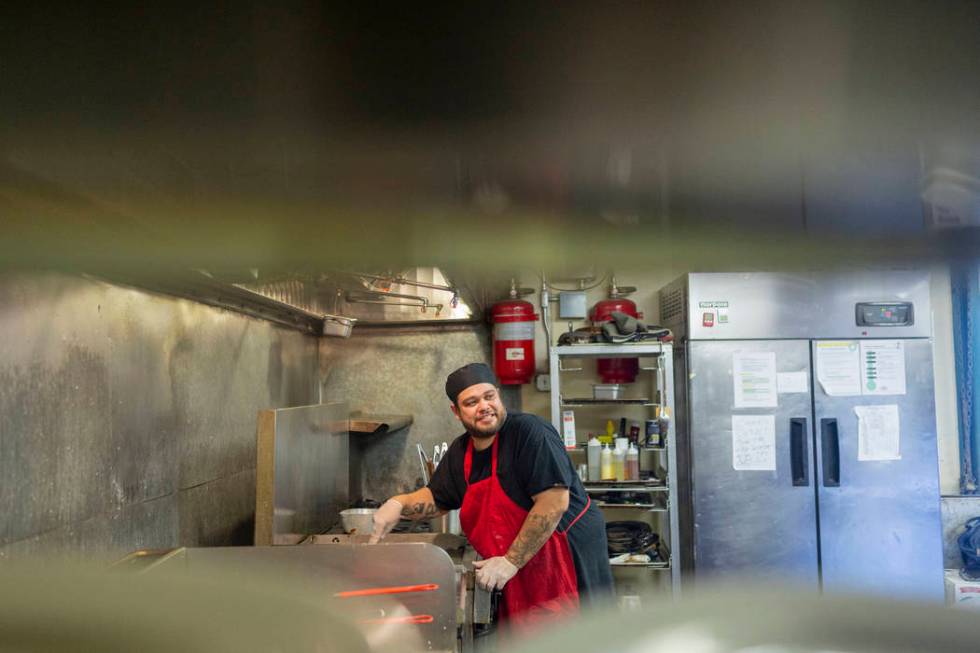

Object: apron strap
[463,434,500,487]
[559,496,592,534]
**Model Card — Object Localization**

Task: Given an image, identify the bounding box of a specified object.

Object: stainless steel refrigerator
[659,271,945,601]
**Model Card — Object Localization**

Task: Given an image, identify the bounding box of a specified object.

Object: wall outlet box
[559,291,588,319]
[535,374,551,392]
[945,569,980,610]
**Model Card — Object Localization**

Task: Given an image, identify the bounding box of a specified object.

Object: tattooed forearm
[400,501,442,519]
[505,488,570,568]
[391,487,447,521]
[506,509,564,568]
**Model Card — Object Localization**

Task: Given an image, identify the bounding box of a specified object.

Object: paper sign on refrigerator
[860,340,907,396]
[732,414,777,471]
[816,341,862,397]
[732,351,778,408]
[855,404,901,461]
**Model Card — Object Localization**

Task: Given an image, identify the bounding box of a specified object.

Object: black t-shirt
[427,412,613,601]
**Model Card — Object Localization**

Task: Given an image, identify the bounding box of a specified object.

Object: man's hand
[368,498,403,544]
[472,556,519,592]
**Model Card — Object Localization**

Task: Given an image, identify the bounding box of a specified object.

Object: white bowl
[340,508,377,534]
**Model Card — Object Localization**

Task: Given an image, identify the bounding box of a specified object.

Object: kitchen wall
[318,324,518,503]
[520,264,962,494]
[0,273,318,562]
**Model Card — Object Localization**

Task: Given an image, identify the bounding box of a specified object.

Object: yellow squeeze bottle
[599,419,616,445]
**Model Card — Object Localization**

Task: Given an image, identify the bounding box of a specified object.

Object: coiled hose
[606,521,660,558]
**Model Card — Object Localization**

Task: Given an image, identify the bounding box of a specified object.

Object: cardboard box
[944,569,980,610]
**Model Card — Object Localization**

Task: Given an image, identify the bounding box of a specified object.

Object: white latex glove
[368,498,403,544]
[472,556,519,592]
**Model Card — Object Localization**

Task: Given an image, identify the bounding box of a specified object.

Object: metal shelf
[551,341,681,596]
[610,562,671,570]
[594,503,668,511]
[572,444,666,450]
[584,484,668,492]
[560,397,654,407]
[553,343,669,357]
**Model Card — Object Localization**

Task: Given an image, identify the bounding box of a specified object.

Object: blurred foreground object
[0,560,375,652]
[512,585,979,653]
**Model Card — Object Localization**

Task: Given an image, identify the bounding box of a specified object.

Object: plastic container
[587,435,602,481]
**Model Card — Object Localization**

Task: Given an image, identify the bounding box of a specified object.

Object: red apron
[459,434,590,630]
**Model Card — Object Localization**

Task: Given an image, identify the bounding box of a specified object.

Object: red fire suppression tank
[490,299,539,384]
[591,297,641,383]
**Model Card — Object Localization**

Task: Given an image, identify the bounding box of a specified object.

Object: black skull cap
[445,363,499,402]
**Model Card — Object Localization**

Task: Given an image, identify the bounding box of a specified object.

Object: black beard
[468,426,497,438]
[466,409,505,438]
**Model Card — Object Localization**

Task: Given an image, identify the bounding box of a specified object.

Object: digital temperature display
[855,302,913,327]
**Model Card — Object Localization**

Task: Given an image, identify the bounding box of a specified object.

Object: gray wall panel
[0,277,114,545]
[178,470,257,547]
[318,325,518,503]
[107,289,180,506]
[0,494,179,563]
[0,273,318,561]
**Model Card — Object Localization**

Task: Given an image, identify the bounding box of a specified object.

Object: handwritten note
[855,404,901,461]
[732,414,776,471]
[733,352,778,408]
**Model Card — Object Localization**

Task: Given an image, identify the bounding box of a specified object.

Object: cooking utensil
[339,508,377,534]
[361,614,434,625]
[335,583,440,598]
[440,442,448,459]
[432,444,441,466]
[417,444,430,484]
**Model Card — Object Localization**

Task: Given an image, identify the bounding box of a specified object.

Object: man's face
[451,382,506,438]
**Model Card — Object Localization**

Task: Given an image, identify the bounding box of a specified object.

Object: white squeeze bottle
[600,444,615,481]
[613,441,626,481]
[626,442,639,481]
[587,435,601,481]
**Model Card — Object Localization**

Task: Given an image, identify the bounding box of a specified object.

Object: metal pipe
[353,272,457,294]
[345,290,443,315]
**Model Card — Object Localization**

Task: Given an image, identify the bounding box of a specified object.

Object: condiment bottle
[626,443,640,480]
[600,444,615,481]
[587,435,601,481]
[645,418,661,447]
[601,419,616,445]
[628,421,641,445]
[658,406,671,441]
[613,441,626,481]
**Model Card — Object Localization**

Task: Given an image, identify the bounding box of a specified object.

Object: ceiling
[2,1,978,275]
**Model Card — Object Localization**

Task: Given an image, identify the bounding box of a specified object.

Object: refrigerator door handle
[820,418,841,487]
[790,418,809,486]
